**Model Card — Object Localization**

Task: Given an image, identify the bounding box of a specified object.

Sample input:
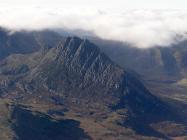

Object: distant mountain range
[91,38,187,99]
[0,28,187,140]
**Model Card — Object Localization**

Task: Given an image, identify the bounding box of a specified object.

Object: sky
[0,0,187,48]
[1,0,187,9]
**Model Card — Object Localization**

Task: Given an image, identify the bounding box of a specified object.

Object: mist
[1,5,187,48]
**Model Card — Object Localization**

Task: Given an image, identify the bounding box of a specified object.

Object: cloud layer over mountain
[1,5,187,48]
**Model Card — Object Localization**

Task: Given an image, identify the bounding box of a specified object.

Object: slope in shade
[11,106,91,140]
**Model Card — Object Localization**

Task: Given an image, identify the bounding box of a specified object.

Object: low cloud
[1,6,187,48]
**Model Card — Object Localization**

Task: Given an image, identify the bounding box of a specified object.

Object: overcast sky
[1,0,187,9]
[0,0,187,48]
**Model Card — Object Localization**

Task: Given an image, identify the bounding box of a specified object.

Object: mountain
[0,28,61,60]
[26,37,169,116]
[0,36,167,116]
[0,29,186,140]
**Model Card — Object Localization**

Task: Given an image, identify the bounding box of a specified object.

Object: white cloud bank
[1,5,187,48]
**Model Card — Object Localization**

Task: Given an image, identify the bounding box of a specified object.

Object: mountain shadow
[11,106,91,140]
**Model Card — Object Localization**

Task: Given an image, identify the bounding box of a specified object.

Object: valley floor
[1,94,187,140]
